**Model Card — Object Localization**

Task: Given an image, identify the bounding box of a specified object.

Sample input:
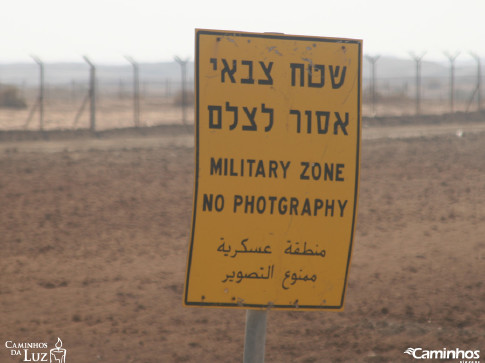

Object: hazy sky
[1,0,484,64]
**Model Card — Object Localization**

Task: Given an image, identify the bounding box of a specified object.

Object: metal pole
[174,56,189,126]
[444,52,460,113]
[243,310,267,363]
[31,55,44,131]
[83,56,96,132]
[416,59,421,115]
[470,52,482,111]
[125,56,140,127]
[365,55,379,116]
[476,56,481,111]
[410,52,425,115]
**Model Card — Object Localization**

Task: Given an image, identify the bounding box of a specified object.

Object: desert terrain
[0,113,484,362]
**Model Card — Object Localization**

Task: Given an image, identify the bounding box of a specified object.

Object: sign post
[185,28,362,359]
[243,309,267,363]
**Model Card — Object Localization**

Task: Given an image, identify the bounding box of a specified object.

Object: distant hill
[362,56,479,79]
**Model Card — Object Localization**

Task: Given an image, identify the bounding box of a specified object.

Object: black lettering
[241,60,254,84]
[290,109,301,133]
[215,196,224,211]
[324,163,334,181]
[290,110,335,134]
[268,196,277,214]
[255,160,265,177]
[280,161,291,178]
[325,199,335,217]
[203,193,224,212]
[338,200,347,217]
[333,112,349,135]
[268,160,278,178]
[290,63,305,87]
[234,195,243,213]
[300,162,310,180]
[221,59,237,83]
[242,107,257,131]
[261,103,274,132]
[229,159,237,176]
[308,64,325,88]
[210,59,276,85]
[311,163,321,180]
[231,195,346,217]
[290,198,299,215]
[208,105,222,129]
[278,197,288,214]
[314,199,324,216]
[258,61,273,85]
[247,159,256,176]
[226,102,238,130]
[245,195,255,213]
[329,65,346,89]
[316,111,330,134]
[301,198,312,216]
[256,196,266,214]
[336,164,344,181]
[304,110,312,133]
[210,157,222,175]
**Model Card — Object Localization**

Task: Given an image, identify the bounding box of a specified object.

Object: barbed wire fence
[0,58,195,132]
[363,53,483,118]
[0,54,483,132]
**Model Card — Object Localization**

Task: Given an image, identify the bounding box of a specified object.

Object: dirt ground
[0,120,484,362]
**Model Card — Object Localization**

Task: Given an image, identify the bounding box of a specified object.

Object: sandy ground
[0,98,194,131]
[0,120,484,362]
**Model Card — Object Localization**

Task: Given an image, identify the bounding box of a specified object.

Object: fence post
[444,52,460,113]
[410,52,426,115]
[125,56,140,127]
[83,56,96,132]
[174,56,189,126]
[365,55,379,116]
[470,52,482,111]
[31,55,44,131]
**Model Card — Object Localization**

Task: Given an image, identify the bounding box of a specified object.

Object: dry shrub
[0,85,27,109]
[363,89,413,105]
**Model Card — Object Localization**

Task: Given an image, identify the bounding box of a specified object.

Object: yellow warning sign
[184,29,362,310]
